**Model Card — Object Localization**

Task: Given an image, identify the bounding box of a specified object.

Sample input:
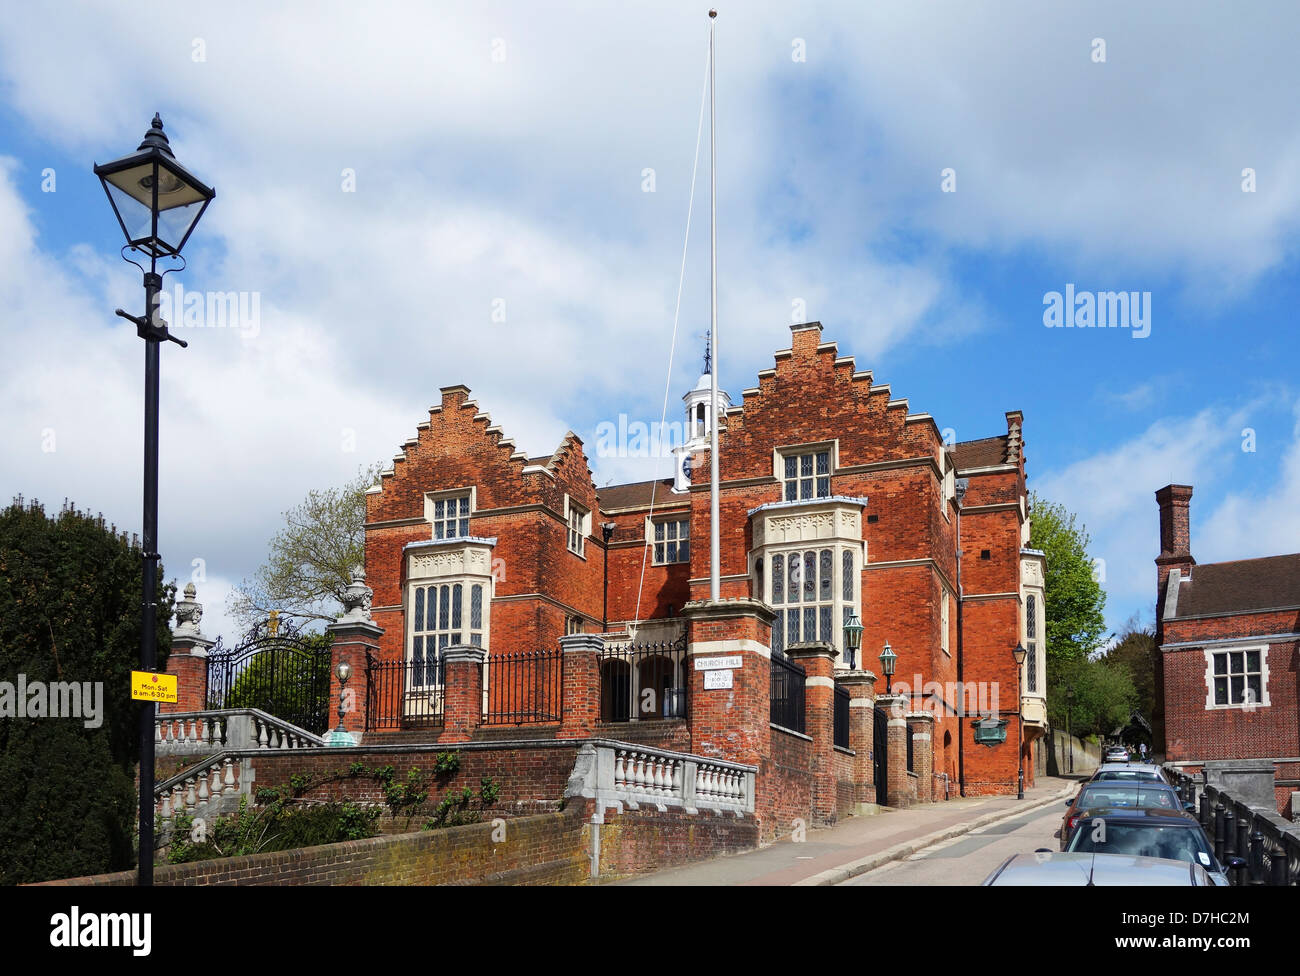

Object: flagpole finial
[709,9,717,17]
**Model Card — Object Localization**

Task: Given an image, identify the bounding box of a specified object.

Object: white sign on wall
[694,655,742,672]
[704,670,734,690]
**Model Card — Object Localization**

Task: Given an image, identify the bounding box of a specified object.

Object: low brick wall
[595,806,758,879]
[39,800,761,886]
[38,808,590,887]
[759,725,814,842]
[833,748,856,818]
[246,740,582,817]
[594,719,691,752]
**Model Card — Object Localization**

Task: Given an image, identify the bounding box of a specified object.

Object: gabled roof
[951,435,1010,471]
[1172,553,1300,617]
[596,478,679,511]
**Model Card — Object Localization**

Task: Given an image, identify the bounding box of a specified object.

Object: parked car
[1088,762,1169,785]
[1059,782,1194,849]
[1103,745,1130,763]
[982,851,1216,886]
[1062,808,1243,885]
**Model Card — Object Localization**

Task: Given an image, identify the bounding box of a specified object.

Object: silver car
[982,851,1217,886]
[1089,762,1170,785]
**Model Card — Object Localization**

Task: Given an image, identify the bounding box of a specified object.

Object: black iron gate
[206,618,333,734]
[874,705,889,805]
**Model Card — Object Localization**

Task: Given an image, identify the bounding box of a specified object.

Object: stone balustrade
[155,709,325,756]
[566,739,755,819]
[155,755,246,823]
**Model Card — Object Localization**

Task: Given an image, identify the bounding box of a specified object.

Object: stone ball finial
[184,582,197,599]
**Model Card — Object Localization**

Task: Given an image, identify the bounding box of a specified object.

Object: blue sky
[1,0,1298,644]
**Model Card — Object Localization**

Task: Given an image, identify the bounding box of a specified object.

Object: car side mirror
[1065,798,1074,805]
[1184,802,1195,812]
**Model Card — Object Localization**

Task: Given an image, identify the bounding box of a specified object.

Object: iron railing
[482,648,563,724]
[833,682,850,749]
[206,620,332,735]
[769,653,806,733]
[1165,766,1300,885]
[365,657,445,731]
[599,638,689,722]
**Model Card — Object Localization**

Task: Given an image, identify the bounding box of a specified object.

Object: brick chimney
[1155,484,1195,623]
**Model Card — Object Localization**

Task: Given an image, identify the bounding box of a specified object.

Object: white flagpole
[708,8,720,603]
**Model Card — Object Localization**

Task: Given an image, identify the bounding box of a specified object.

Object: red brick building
[362,322,1045,797]
[1155,484,1300,816]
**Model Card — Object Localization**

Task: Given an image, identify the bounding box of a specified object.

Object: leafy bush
[0,498,174,883]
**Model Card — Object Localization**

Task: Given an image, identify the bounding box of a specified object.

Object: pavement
[615,774,1082,886]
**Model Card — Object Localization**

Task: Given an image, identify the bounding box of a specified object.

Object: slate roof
[1173,553,1300,617]
[596,479,681,511]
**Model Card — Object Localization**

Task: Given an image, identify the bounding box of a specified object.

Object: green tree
[0,497,175,883]
[1028,493,1107,669]
[219,630,333,731]
[230,465,379,628]
[1047,655,1137,739]
[1099,615,1159,739]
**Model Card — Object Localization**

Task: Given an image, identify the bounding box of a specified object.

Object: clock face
[681,454,693,482]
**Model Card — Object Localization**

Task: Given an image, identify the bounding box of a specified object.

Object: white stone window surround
[423,486,476,540]
[646,514,691,565]
[772,440,840,502]
[563,494,590,557]
[1020,550,1047,702]
[748,496,866,664]
[403,537,497,708]
[1203,644,1271,710]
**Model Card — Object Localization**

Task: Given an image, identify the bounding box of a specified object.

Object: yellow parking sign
[131,670,178,704]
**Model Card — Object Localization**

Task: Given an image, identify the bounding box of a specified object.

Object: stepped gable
[720,321,944,478]
[366,385,555,521]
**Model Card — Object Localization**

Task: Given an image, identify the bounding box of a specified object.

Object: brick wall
[760,726,814,842]
[39,809,591,887]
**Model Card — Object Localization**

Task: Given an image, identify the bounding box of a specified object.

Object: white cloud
[1033,402,1261,632]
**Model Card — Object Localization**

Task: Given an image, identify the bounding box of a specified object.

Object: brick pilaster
[908,711,935,803]
[788,641,839,823]
[325,619,382,743]
[164,635,212,714]
[876,693,910,808]
[681,598,775,768]
[438,644,486,743]
[837,669,877,808]
[164,583,212,714]
[557,633,602,740]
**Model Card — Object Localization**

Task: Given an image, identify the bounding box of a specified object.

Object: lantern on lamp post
[878,640,897,694]
[842,611,863,670]
[95,114,215,887]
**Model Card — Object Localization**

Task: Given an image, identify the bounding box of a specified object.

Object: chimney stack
[1155,484,1195,621]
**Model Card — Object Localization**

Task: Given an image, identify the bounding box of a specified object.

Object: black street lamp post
[1012,642,1027,799]
[95,114,215,886]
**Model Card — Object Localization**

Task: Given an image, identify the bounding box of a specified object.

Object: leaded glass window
[432,494,471,539]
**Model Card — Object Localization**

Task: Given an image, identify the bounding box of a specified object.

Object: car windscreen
[1076,786,1178,811]
[1092,770,1160,782]
[1067,821,1217,872]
